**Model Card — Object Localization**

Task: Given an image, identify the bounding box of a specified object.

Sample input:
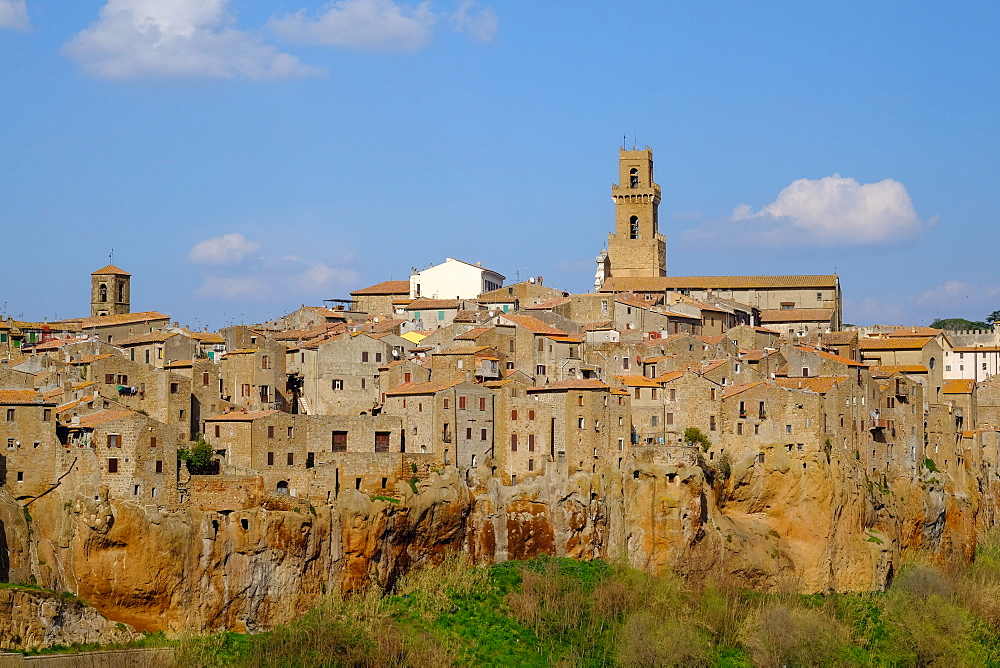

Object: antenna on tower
[109,249,114,265]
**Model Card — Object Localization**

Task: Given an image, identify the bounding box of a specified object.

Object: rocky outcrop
[0,446,992,640]
[0,587,138,650]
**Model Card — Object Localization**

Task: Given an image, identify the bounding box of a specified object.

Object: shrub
[684,427,712,452]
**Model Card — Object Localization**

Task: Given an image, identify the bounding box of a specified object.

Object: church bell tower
[604,147,667,280]
[90,264,131,317]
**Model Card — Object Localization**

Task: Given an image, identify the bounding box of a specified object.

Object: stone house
[0,389,59,497]
[488,377,555,484]
[382,380,495,469]
[295,333,393,416]
[859,336,946,403]
[117,330,198,369]
[350,280,412,317]
[219,341,288,413]
[430,346,501,384]
[526,379,630,476]
[78,311,170,345]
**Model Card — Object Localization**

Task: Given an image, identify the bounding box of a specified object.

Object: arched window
[629,168,639,188]
[629,216,639,239]
[118,283,125,302]
[276,480,289,494]
[929,357,936,370]
[99,284,108,302]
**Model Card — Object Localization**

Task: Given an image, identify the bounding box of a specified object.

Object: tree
[684,427,712,452]
[986,310,1000,326]
[929,318,990,331]
[178,438,216,475]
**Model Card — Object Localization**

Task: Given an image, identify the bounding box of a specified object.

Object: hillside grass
[168,533,1000,666]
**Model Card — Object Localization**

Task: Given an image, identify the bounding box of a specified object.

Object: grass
[22,532,1000,665]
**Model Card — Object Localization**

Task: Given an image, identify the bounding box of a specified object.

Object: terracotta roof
[696,335,726,345]
[91,264,131,276]
[189,331,225,343]
[117,330,179,346]
[163,360,193,369]
[722,381,767,399]
[68,353,114,365]
[524,296,572,310]
[547,334,582,343]
[435,346,490,356]
[775,376,850,394]
[224,349,258,356]
[793,345,867,367]
[384,380,463,396]
[204,409,281,422]
[887,327,942,337]
[27,336,90,351]
[759,308,834,324]
[859,337,934,351]
[497,314,567,336]
[943,379,976,394]
[821,331,858,345]
[350,280,411,296]
[66,409,134,428]
[869,364,928,378]
[954,346,1000,353]
[641,355,674,363]
[613,375,661,388]
[80,311,169,329]
[755,326,780,334]
[455,327,492,341]
[406,299,463,310]
[601,274,839,292]
[0,390,46,405]
[55,395,95,415]
[527,379,610,392]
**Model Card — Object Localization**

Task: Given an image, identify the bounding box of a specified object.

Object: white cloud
[194,275,266,300]
[268,0,437,52]
[448,1,497,42]
[187,233,261,265]
[192,251,360,303]
[62,0,321,80]
[0,0,29,31]
[686,174,924,247]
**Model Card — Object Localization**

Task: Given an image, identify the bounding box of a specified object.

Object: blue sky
[1,1,998,329]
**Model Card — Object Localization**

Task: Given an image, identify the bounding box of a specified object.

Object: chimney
[537,276,543,285]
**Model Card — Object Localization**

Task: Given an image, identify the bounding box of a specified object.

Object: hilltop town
[2,148,1000,641]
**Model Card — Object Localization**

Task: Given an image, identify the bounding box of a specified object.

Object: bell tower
[605,147,666,279]
[90,264,131,317]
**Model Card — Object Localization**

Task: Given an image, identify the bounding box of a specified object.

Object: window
[737,422,744,435]
[601,300,608,312]
[404,372,411,383]
[261,355,270,369]
[375,352,382,363]
[459,396,467,410]
[623,357,630,370]
[443,398,450,409]
[651,388,657,400]
[241,383,251,397]
[511,434,518,452]
[785,424,792,434]
[375,432,390,452]
[287,452,294,465]
[438,311,445,321]
[528,410,535,420]
[5,409,13,421]
[361,351,369,363]
[267,452,274,466]
[107,434,120,448]
[666,413,674,425]
[629,216,639,239]
[108,458,118,473]
[150,437,157,448]
[479,397,486,411]
[634,388,641,399]
[710,388,716,400]
[214,425,221,438]
[629,167,639,188]
[669,389,676,401]
[511,409,518,420]
[710,416,717,431]
[268,426,275,439]
[526,434,536,451]
[528,459,535,472]
[651,415,658,426]
[332,379,343,390]
[99,284,108,302]
[481,428,487,440]
[332,431,348,452]
[203,372,210,386]
[536,365,546,375]
[155,460,163,474]
[578,417,585,429]
[466,427,472,439]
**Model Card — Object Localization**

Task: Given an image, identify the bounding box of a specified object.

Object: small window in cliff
[16,471,23,482]
[241,519,249,530]
[528,459,534,472]
[633,470,639,479]
[355,477,362,490]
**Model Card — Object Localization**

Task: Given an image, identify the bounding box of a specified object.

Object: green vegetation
[371,495,400,504]
[162,533,1000,666]
[930,317,991,331]
[409,476,420,495]
[925,458,940,473]
[178,437,216,475]
[684,426,712,452]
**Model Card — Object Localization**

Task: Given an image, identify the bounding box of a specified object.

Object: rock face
[0,445,995,639]
[0,588,139,650]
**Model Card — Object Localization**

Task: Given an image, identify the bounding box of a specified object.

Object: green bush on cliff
[178,438,215,475]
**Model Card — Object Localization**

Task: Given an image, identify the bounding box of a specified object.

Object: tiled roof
[163,360,193,369]
[759,308,835,324]
[547,334,582,343]
[350,280,411,296]
[497,314,567,336]
[189,331,225,343]
[117,330,179,346]
[436,346,490,356]
[859,337,934,351]
[775,376,850,394]
[601,274,839,292]
[954,346,1000,353]
[204,410,281,422]
[66,409,134,428]
[869,364,928,377]
[821,331,858,345]
[0,390,46,405]
[943,379,976,394]
[68,353,114,365]
[384,380,463,396]
[455,327,492,341]
[886,327,942,338]
[527,379,610,392]
[695,335,727,345]
[91,264,131,276]
[80,311,169,329]
[613,375,660,388]
[794,345,867,367]
[722,381,767,399]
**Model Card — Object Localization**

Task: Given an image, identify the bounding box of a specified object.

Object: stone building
[350,280,412,317]
[599,148,667,282]
[0,389,59,497]
[90,264,130,318]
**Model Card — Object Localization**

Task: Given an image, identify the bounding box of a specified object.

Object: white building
[944,346,1000,382]
[409,258,504,300]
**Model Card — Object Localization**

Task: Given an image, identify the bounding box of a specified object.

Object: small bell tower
[605,147,667,279]
[90,264,131,317]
